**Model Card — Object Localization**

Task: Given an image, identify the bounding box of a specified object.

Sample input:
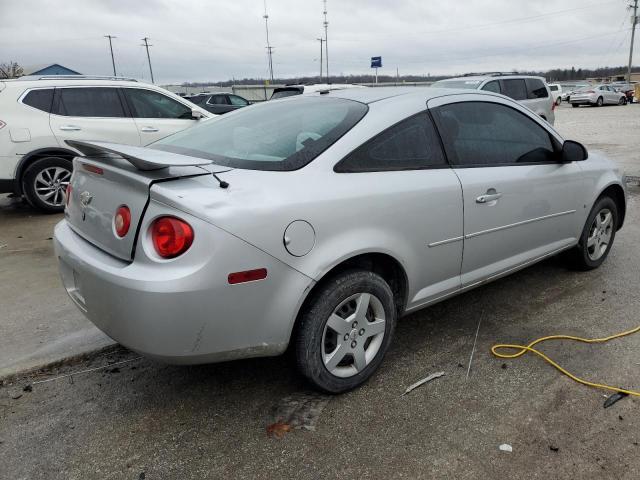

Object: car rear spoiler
[66,140,213,171]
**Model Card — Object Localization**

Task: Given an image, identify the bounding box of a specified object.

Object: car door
[429,95,583,287]
[205,94,231,114]
[49,87,141,146]
[122,87,200,144]
[334,112,464,308]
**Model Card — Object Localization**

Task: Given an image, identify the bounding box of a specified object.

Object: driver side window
[124,88,192,119]
[434,101,556,166]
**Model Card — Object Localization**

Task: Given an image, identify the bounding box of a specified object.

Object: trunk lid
[64,141,228,261]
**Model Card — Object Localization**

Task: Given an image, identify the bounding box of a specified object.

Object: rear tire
[556,97,562,106]
[567,196,618,271]
[595,96,603,107]
[295,270,396,393]
[22,157,72,213]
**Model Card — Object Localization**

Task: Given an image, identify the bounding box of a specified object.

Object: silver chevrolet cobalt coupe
[55,87,626,393]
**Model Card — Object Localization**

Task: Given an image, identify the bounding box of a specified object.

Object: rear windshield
[431,80,482,89]
[270,88,303,99]
[152,97,368,171]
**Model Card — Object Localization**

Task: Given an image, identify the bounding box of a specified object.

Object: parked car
[55,87,626,393]
[569,84,627,107]
[0,75,211,212]
[431,74,555,124]
[560,83,590,102]
[610,82,637,103]
[271,83,365,99]
[548,83,562,105]
[186,92,250,114]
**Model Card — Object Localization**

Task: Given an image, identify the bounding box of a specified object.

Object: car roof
[437,74,546,82]
[2,77,145,88]
[313,86,490,104]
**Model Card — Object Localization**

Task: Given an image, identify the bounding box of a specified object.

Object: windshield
[152,97,368,171]
[431,79,482,89]
[271,88,303,99]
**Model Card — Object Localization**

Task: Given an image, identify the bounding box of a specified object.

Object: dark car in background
[185,92,251,114]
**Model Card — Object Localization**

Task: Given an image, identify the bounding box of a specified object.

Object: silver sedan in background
[54,88,626,393]
[570,84,628,107]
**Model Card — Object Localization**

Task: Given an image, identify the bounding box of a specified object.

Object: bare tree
[0,61,24,79]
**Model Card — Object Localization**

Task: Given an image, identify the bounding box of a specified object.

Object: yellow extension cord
[491,325,640,397]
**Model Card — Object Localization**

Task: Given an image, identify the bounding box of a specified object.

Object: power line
[141,37,154,84]
[104,35,117,76]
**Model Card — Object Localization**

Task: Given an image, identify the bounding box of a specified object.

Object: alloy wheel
[586,208,613,261]
[321,292,386,378]
[34,166,71,207]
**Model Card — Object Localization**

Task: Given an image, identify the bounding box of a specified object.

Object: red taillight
[114,205,131,238]
[65,184,72,207]
[228,268,268,285]
[151,216,194,258]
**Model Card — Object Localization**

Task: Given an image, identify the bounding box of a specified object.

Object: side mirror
[561,140,588,162]
[191,109,206,120]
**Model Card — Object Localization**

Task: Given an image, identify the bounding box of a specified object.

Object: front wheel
[619,97,627,105]
[567,196,618,270]
[295,270,397,393]
[22,157,72,213]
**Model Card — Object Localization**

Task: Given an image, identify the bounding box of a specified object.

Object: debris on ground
[401,371,445,396]
[499,444,513,453]
[10,392,22,400]
[604,392,629,409]
[269,392,331,433]
[550,445,559,452]
[266,422,292,439]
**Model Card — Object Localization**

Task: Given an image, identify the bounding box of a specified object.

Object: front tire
[567,196,618,270]
[295,270,397,393]
[22,157,72,213]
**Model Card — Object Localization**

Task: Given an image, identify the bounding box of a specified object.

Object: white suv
[431,73,555,125]
[0,76,211,212]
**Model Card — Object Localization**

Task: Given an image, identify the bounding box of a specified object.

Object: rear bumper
[53,207,314,364]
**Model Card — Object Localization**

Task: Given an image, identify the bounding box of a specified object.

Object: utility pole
[104,35,117,76]
[141,37,155,84]
[323,0,329,83]
[629,0,638,83]
[263,0,274,83]
[317,38,324,82]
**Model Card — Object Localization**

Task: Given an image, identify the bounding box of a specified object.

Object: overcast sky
[0,0,635,84]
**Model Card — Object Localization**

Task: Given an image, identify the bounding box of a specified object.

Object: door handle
[140,127,159,133]
[59,125,81,131]
[476,191,503,203]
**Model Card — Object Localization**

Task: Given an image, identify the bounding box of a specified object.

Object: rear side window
[526,78,549,98]
[549,85,559,92]
[433,101,555,167]
[123,88,192,119]
[208,95,228,105]
[335,113,446,172]
[54,88,125,117]
[22,89,54,113]
[481,81,501,93]
[501,79,527,100]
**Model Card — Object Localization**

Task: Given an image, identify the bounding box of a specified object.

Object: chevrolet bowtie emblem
[80,191,93,207]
